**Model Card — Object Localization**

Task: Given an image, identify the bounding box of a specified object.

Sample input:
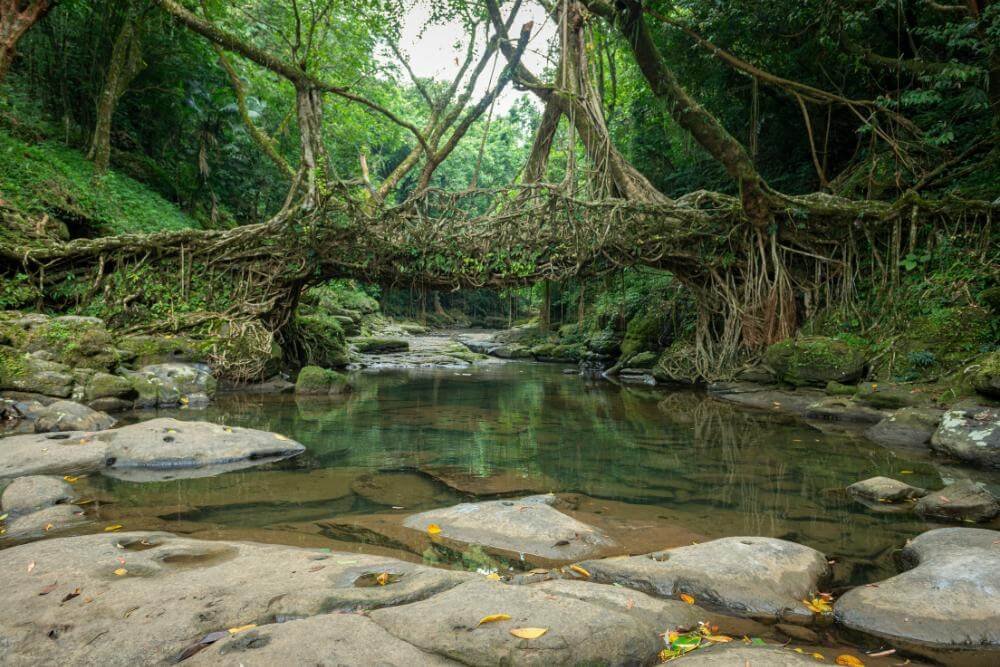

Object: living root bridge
[2,185,995,378]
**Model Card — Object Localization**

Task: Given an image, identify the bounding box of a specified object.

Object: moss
[0,345,27,385]
[354,337,409,354]
[117,334,213,367]
[825,381,858,396]
[295,314,349,368]
[530,342,585,362]
[971,350,1000,399]
[620,311,665,360]
[585,329,621,356]
[24,317,118,370]
[625,351,658,369]
[764,336,867,387]
[891,306,993,382]
[294,365,352,395]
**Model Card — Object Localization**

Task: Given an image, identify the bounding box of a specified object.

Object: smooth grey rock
[33,400,115,432]
[2,503,86,540]
[669,644,817,665]
[87,397,134,413]
[0,430,108,478]
[865,407,943,449]
[578,536,830,620]
[0,532,474,665]
[370,578,701,666]
[804,397,886,424]
[402,494,617,562]
[835,527,1000,657]
[137,362,217,403]
[188,613,456,666]
[1,475,73,513]
[103,418,304,469]
[848,476,927,503]
[708,384,823,417]
[914,480,999,523]
[930,406,1000,468]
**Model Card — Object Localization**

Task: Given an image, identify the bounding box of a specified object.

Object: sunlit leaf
[104,524,123,532]
[114,568,127,576]
[228,624,257,634]
[63,475,80,483]
[477,613,511,626]
[427,523,442,535]
[569,564,590,578]
[485,572,501,581]
[510,627,547,639]
[835,656,865,667]
[679,593,695,605]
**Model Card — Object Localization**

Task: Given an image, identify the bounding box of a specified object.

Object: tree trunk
[294,83,328,209]
[539,280,551,333]
[0,0,53,83]
[88,10,145,175]
[432,291,446,317]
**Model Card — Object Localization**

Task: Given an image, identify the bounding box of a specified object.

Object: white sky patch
[394,0,555,113]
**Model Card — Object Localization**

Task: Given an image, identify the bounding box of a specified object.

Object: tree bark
[0,0,54,82]
[87,9,145,174]
[539,280,551,332]
[293,83,328,209]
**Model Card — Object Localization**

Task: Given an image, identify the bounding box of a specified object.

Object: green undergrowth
[0,130,198,237]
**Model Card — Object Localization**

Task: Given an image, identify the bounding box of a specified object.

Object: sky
[394,1,556,113]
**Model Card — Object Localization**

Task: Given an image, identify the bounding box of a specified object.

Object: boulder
[24,316,117,370]
[834,528,1000,659]
[0,532,474,665]
[0,348,74,397]
[87,397,134,413]
[103,418,304,470]
[855,382,925,409]
[803,396,886,424]
[847,476,927,503]
[970,350,1000,399]
[708,383,822,417]
[914,480,999,523]
[764,336,866,387]
[32,399,116,432]
[578,536,830,620]
[865,407,943,449]
[1,475,73,513]
[668,644,816,665]
[354,337,409,354]
[930,406,1000,468]
[117,334,210,367]
[83,372,136,402]
[138,362,217,402]
[369,578,702,666]
[402,495,617,563]
[1,503,87,540]
[294,366,352,395]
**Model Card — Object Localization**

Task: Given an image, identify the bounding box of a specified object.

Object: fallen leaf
[43,523,54,532]
[803,595,833,614]
[114,568,127,576]
[569,564,590,578]
[376,572,389,586]
[228,624,257,634]
[812,653,826,660]
[680,593,695,605]
[0,513,7,521]
[704,635,733,643]
[27,561,36,573]
[528,568,549,574]
[477,613,511,626]
[427,523,442,535]
[485,573,501,581]
[510,627,547,639]
[104,524,123,532]
[38,582,58,595]
[835,656,864,667]
[63,475,80,483]
[61,588,81,603]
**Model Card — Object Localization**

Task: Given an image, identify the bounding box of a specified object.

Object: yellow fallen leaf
[44,523,54,531]
[427,523,442,535]
[835,656,865,667]
[812,653,826,660]
[477,614,511,626]
[679,593,695,605]
[274,433,289,441]
[63,475,79,483]
[704,635,733,643]
[179,397,189,405]
[485,573,501,581]
[569,564,590,578]
[510,627,547,639]
[376,572,389,586]
[114,568,127,576]
[228,624,257,634]
[27,561,35,573]
[0,513,7,521]
[104,524,123,532]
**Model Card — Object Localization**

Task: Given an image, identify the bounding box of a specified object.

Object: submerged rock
[402,494,617,563]
[847,476,927,503]
[0,532,474,665]
[930,405,1000,468]
[578,536,830,620]
[913,480,999,523]
[418,466,557,496]
[804,396,886,424]
[369,578,701,666]
[1,502,87,540]
[834,527,1000,659]
[865,407,942,449]
[764,336,867,387]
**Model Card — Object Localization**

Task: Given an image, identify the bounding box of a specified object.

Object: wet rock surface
[707,383,823,417]
[865,407,943,449]
[0,430,108,478]
[835,527,1000,657]
[418,465,558,496]
[1,475,73,513]
[804,397,887,424]
[847,476,927,503]
[402,494,617,562]
[930,406,1000,468]
[31,399,115,432]
[578,536,830,620]
[369,578,702,666]
[913,480,999,523]
[0,532,474,665]
[669,644,817,665]
[2,502,86,540]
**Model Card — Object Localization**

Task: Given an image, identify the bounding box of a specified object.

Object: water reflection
[79,363,978,584]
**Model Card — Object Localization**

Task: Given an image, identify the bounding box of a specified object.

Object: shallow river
[70,361,972,590]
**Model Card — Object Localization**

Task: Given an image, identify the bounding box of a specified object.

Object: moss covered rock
[296,314,349,368]
[530,342,585,363]
[892,306,992,381]
[84,372,136,402]
[625,351,658,369]
[354,338,409,354]
[294,366,352,395]
[764,336,867,387]
[971,351,1000,399]
[117,334,212,367]
[24,316,117,371]
[0,349,74,397]
[620,312,665,360]
[585,330,621,357]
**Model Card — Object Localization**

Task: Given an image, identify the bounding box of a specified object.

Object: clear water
[68,361,986,590]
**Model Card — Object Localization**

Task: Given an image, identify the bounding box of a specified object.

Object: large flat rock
[0,532,474,665]
[370,578,703,666]
[834,527,1000,660]
[402,494,617,562]
[579,536,830,620]
[1,474,74,513]
[0,430,108,478]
